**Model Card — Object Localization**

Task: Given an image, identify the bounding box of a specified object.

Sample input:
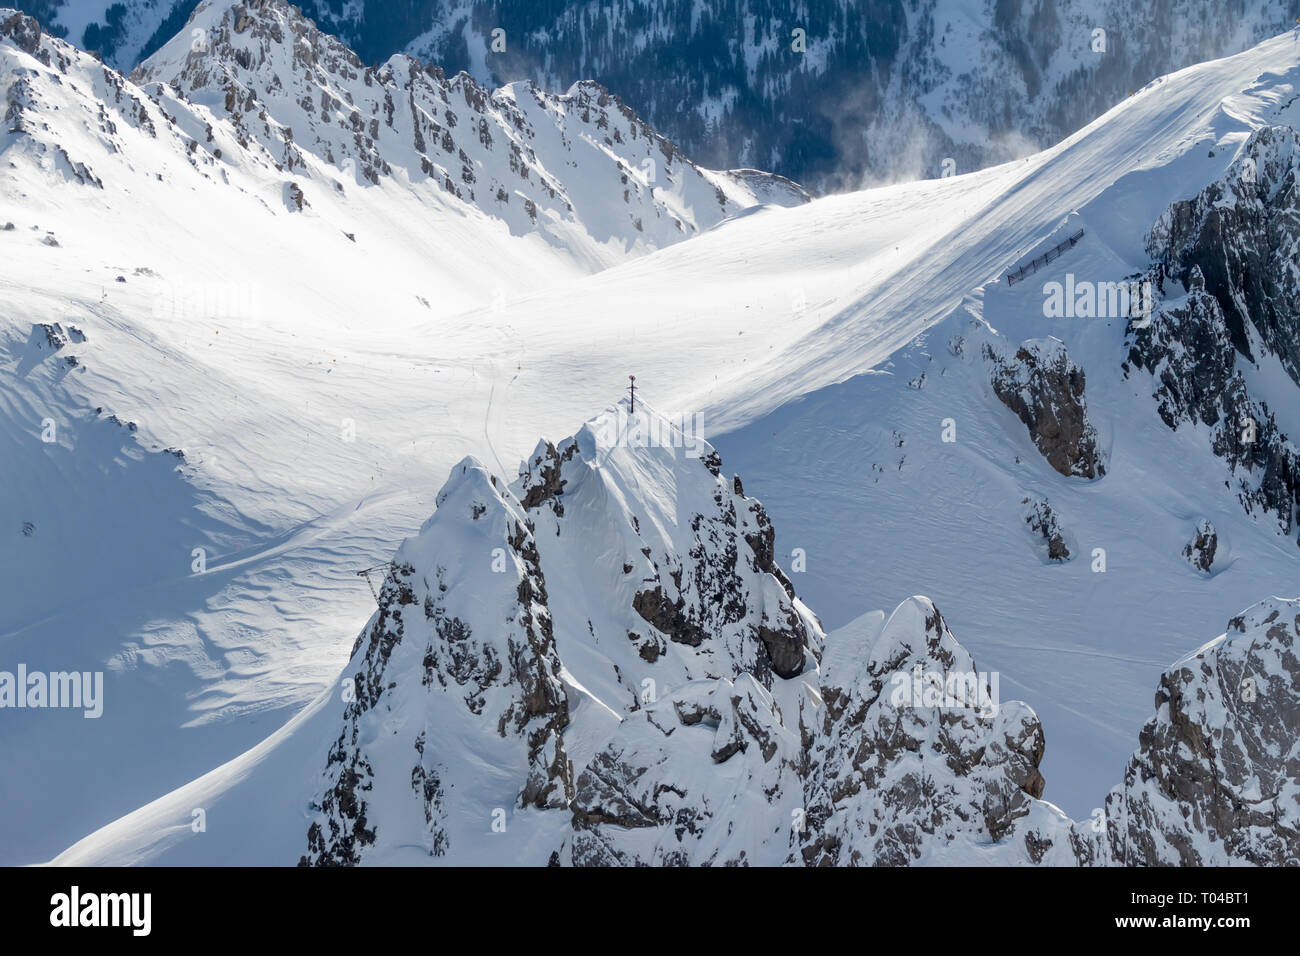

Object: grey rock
[1183,519,1218,573]
[988,338,1105,479]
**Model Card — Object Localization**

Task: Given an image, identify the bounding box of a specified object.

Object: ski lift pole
[357,563,388,603]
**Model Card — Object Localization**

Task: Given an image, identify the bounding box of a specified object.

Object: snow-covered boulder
[1091,598,1300,866]
[798,598,1062,865]
[1183,519,1219,573]
[555,674,805,866]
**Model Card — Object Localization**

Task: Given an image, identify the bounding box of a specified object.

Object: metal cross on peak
[628,375,636,413]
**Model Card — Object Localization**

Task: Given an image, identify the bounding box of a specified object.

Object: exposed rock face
[22,322,85,369]
[552,591,1300,869]
[517,404,821,694]
[302,403,820,864]
[1125,272,1239,432]
[1136,278,1297,539]
[283,180,306,211]
[37,322,67,350]
[300,459,573,865]
[798,599,1054,866]
[1183,519,1218,573]
[1149,126,1300,385]
[551,596,1086,867]
[1091,599,1300,866]
[987,338,1106,479]
[1127,129,1300,542]
[0,9,41,58]
[556,674,804,866]
[1022,496,1071,563]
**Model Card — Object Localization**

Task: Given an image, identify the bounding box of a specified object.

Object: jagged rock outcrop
[1021,496,1072,563]
[31,321,83,351]
[1127,276,1298,538]
[297,405,1300,867]
[1126,128,1300,542]
[301,403,820,864]
[555,674,805,866]
[1183,519,1218,573]
[283,180,306,211]
[1089,599,1300,865]
[551,595,1090,867]
[1149,126,1300,385]
[551,589,1300,868]
[516,403,822,697]
[0,8,40,58]
[300,458,573,865]
[987,338,1106,479]
[798,599,1057,865]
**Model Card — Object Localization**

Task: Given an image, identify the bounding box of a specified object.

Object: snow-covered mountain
[0,0,796,865]
[299,404,824,865]
[46,405,1300,866]
[131,0,807,257]
[20,0,1300,190]
[5,3,1300,866]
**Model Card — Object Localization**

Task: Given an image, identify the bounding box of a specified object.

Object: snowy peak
[800,597,1055,866]
[512,400,823,692]
[126,0,797,257]
[301,403,825,863]
[22,0,1300,190]
[303,455,574,864]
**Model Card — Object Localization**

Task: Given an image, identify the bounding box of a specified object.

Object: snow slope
[3,7,1300,863]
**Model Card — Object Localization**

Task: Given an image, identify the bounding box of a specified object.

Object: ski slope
[3,9,1300,863]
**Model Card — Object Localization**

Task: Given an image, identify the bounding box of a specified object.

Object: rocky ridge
[302,404,1300,866]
